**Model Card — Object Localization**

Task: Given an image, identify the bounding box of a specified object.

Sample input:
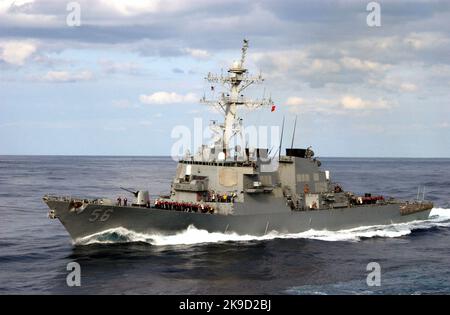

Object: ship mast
[201,39,273,158]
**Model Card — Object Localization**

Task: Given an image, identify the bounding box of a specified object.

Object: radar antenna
[200,39,273,157]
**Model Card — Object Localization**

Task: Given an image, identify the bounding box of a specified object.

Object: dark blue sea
[0,156,449,294]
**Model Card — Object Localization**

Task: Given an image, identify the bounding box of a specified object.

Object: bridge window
[313,173,320,181]
[296,174,310,182]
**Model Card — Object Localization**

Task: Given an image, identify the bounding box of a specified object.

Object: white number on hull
[89,208,113,222]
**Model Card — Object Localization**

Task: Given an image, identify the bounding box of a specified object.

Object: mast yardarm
[200,39,273,157]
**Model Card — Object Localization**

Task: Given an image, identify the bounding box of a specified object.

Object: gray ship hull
[45,199,432,242]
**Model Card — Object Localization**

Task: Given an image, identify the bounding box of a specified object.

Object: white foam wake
[75,208,450,246]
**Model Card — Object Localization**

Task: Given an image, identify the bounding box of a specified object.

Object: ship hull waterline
[45,200,432,242]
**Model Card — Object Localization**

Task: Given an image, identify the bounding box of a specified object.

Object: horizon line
[0,154,449,159]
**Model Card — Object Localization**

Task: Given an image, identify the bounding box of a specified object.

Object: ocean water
[0,156,449,294]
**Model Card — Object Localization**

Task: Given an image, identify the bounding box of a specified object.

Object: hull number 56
[89,208,113,222]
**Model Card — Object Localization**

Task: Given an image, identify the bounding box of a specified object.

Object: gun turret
[120,187,150,207]
[120,187,139,197]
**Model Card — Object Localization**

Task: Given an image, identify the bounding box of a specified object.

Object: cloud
[399,82,418,92]
[98,59,141,75]
[285,97,304,106]
[340,57,390,72]
[285,95,393,114]
[340,95,390,110]
[139,91,198,105]
[1,1,450,157]
[339,96,366,110]
[368,77,419,93]
[254,49,392,88]
[183,48,211,60]
[98,0,165,16]
[285,97,336,114]
[42,70,93,82]
[172,67,184,74]
[0,0,57,28]
[0,40,36,65]
[95,0,223,17]
[1,1,449,71]
[404,32,450,51]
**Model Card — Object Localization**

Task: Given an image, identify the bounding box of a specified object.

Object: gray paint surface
[45,199,431,241]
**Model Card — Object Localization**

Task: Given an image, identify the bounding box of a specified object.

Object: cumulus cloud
[42,70,93,82]
[368,76,419,93]
[340,95,390,110]
[254,49,393,88]
[96,0,219,17]
[183,48,211,60]
[340,57,390,72]
[404,32,450,51]
[285,97,304,106]
[399,82,418,92]
[139,91,198,105]
[1,1,450,156]
[285,97,336,114]
[2,1,450,71]
[0,40,36,65]
[285,95,393,114]
[0,0,59,28]
[99,0,165,16]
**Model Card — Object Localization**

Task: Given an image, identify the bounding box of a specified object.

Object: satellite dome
[218,152,226,161]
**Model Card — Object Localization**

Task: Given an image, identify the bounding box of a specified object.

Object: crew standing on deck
[123,197,128,207]
[117,196,122,206]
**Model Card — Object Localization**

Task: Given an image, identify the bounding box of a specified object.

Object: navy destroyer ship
[43,40,433,242]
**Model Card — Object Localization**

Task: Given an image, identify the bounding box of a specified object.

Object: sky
[0,0,449,157]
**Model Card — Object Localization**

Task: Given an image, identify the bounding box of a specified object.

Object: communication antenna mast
[200,39,273,158]
[290,115,297,150]
[278,116,285,160]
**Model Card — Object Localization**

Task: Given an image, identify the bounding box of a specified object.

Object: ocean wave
[74,208,450,246]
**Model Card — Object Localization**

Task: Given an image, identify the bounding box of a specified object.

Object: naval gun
[120,187,150,207]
